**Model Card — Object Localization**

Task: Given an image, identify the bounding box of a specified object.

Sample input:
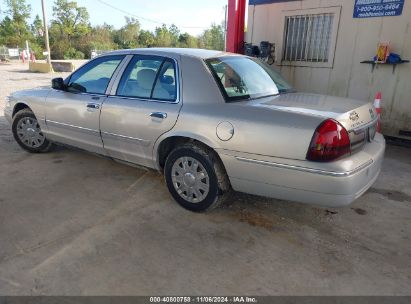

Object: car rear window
[206,56,293,102]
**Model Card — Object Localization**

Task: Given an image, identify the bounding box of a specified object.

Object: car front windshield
[206,56,294,102]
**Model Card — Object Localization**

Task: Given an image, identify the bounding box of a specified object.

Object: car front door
[45,55,126,154]
[100,54,182,167]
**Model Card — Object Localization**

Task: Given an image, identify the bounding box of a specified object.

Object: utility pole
[41,0,51,63]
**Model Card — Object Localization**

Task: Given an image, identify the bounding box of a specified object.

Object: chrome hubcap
[171,156,210,203]
[16,117,45,148]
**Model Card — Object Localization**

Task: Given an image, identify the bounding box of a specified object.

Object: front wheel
[164,143,230,212]
[12,109,54,153]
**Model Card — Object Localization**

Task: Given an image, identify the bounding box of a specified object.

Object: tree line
[0,0,225,59]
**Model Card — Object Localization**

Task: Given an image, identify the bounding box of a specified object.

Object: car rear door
[100,54,182,167]
[45,55,126,154]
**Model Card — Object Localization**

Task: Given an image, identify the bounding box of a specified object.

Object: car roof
[105,48,238,59]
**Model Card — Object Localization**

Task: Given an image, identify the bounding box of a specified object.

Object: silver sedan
[4,48,385,211]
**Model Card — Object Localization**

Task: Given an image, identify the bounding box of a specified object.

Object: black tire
[12,108,54,153]
[164,142,231,212]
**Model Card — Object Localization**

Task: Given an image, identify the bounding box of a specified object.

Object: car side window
[67,55,125,94]
[116,56,177,102]
[152,60,177,101]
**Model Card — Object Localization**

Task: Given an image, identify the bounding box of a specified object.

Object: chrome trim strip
[106,95,179,104]
[101,131,150,146]
[235,157,374,177]
[46,120,99,134]
[51,89,107,98]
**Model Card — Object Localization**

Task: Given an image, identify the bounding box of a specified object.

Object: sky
[4,0,229,36]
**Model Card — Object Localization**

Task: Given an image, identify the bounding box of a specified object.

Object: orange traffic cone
[373,92,382,132]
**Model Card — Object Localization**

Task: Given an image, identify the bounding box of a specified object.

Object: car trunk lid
[253,93,376,130]
[250,92,378,153]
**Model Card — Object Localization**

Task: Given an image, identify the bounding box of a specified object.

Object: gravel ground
[0,62,410,295]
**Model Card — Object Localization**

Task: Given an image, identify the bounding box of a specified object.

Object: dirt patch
[325,209,338,215]
[352,208,367,215]
[234,210,283,231]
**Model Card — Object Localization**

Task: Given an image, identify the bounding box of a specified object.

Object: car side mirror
[52,77,66,91]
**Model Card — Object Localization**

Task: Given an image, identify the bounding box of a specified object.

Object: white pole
[25,40,29,60]
[41,0,52,63]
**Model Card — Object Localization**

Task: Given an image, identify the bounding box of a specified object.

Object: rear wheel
[12,109,54,153]
[164,143,230,212]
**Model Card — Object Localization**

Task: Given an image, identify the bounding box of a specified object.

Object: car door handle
[150,112,167,119]
[91,96,100,100]
[87,103,100,109]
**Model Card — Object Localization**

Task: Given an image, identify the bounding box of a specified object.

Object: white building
[246,0,411,139]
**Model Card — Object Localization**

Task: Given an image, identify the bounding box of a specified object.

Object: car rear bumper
[218,133,385,207]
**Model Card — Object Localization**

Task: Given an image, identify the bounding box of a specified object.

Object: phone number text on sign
[353,0,404,18]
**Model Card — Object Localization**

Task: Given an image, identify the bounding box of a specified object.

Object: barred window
[283,13,334,63]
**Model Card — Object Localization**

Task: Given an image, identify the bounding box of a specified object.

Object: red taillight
[306,119,351,162]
